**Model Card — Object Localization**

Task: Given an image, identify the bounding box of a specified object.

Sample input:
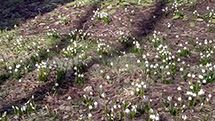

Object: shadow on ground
[0,0,75,30]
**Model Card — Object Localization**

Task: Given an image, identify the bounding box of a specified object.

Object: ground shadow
[0,0,75,30]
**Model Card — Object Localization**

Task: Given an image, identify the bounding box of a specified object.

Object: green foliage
[179,49,191,57]
[172,11,185,20]
[47,30,60,41]
[74,74,85,86]
[12,101,37,116]
[82,96,94,107]
[56,69,66,82]
[203,72,215,84]
[208,26,215,33]
[200,58,211,65]
[38,67,50,82]
[0,112,8,121]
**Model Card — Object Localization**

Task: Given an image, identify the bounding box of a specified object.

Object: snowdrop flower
[113,105,117,109]
[9,66,12,70]
[187,73,191,77]
[94,101,98,107]
[207,6,210,10]
[149,114,159,121]
[182,114,187,120]
[106,75,110,80]
[198,75,204,79]
[14,68,18,72]
[198,89,205,96]
[191,74,196,78]
[177,86,182,91]
[16,64,21,69]
[101,93,105,98]
[67,96,71,100]
[88,113,92,118]
[167,96,172,101]
[202,80,207,84]
[177,97,182,101]
[188,96,192,100]
[89,105,93,110]
[124,108,130,113]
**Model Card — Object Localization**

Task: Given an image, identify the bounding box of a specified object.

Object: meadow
[0,0,215,120]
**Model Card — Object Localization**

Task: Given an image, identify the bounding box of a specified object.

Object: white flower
[67,96,71,100]
[16,64,21,68]
[177,86,182,91]
[186,91,192,95]
[9,66,12,70]
[177,97,182,101]
[55,83,59,87]
[101,93,105,98]
[136,88,140,92]
[198,75,204,79]
[99,85,103,88]
[187,73,191,77]
[106,75,110,80]
[14,68,18,72]
[113,105,117,109]
[155,115,159,120]
[149,114,156,119]
[198,89,205,96]
[167,96,172,101]
[21,105,27,112]
[124,108,130,113]
[182,105,186,108]
[149,114,159,121]
[94,101,98,107]
[90,92,93,95]
[208,93,212,98]
[89,105,93,110]
[202,80,207,84]
[88,113,92,118]
[182,114,187,120]
[191,74,195,78]
[167,23,171,28]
